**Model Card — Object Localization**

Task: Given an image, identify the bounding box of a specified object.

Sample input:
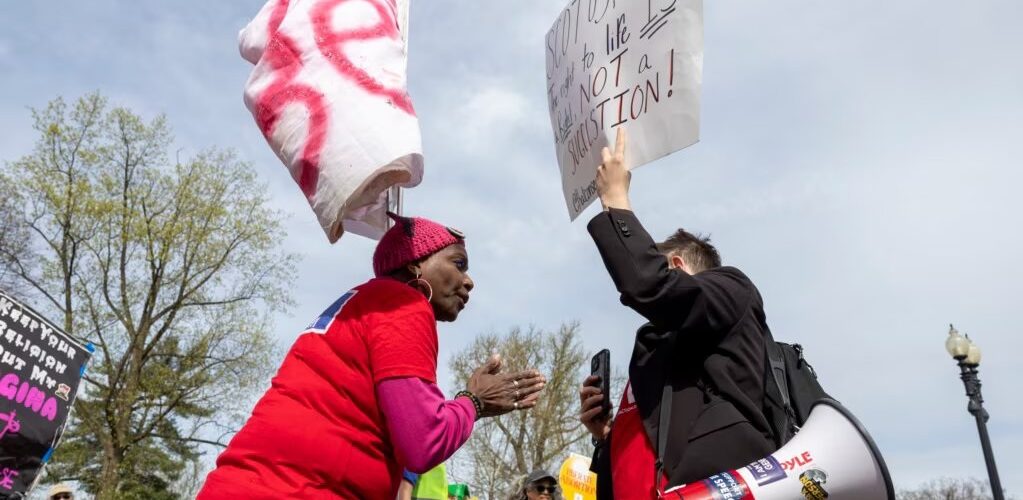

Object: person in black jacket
[579,128,776,498]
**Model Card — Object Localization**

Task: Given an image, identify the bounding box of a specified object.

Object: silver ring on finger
[514,390,520,399]
[513,379,519,388]
[513,402,519,409]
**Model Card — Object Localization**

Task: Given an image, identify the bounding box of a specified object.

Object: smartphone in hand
[590,349,611,415]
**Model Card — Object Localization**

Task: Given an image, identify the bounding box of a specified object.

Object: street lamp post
[944,325,1004,500]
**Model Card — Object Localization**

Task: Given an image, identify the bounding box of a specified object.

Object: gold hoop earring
[406,278,433,302]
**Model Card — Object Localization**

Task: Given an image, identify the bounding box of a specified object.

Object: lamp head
[945,324,970,360]
[965,339,982,366]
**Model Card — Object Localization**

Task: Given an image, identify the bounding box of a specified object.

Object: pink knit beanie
[373,212,465,277]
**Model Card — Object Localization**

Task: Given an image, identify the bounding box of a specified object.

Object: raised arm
[587,127,749,333]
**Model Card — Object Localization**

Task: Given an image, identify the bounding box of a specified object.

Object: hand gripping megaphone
[664,399,894,500]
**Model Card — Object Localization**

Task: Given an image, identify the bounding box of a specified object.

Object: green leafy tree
[0,192,29,295]
[0,93,294,499]
[448,323,595,500]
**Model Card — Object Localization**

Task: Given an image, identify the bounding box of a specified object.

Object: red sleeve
[362,285,438,384]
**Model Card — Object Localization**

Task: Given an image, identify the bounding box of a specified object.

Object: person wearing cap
[47,484,73,500]
[198,214,547,499]
[517,469,559,500]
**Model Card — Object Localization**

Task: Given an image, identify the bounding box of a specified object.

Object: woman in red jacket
[198,213,545,499]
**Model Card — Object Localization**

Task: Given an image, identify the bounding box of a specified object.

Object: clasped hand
[466,354,546,418]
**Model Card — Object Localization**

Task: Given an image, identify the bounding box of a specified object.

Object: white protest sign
[545,0,703,219]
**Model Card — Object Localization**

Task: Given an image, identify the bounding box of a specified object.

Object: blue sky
[2,0,1021,494]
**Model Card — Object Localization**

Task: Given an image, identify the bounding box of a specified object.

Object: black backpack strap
[763,328,799,446]
[766,339,791,410]
[655,377,672,496]
[654,326,682,497]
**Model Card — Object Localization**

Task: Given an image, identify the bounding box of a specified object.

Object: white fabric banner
[240,0,423,241]
[545,0,703,219]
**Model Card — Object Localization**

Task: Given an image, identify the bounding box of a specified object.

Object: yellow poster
[558,453,597,500]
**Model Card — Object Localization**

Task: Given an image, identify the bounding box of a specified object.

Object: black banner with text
[0,291,91,497]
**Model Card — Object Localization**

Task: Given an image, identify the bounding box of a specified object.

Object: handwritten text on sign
[545,0,703,219]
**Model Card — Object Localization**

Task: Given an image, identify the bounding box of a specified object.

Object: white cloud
[448,84,531,153]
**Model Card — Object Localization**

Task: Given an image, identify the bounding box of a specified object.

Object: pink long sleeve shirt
[377,376,476,473]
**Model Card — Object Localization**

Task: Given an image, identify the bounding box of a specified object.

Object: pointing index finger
[614,127,626,158]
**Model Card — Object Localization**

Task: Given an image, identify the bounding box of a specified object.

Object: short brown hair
[656,228,721,273]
